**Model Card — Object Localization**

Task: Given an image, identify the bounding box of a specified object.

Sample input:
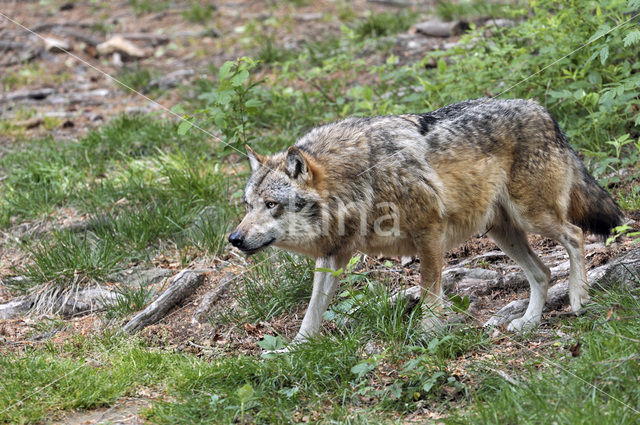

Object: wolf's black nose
[228,231,244,248]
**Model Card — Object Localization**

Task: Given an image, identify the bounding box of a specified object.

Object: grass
[353,11,416,40]
[3,282,639,424]
[1,114,239,290]
[104,283,155,318]
[128,0,169,15]
[182,1,216,23]
[1,63,70,91]
[115,66,153,93]
[222,251,315,324]
[435,0,528,21]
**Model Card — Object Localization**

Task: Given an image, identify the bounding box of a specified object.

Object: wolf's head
[228,145,324,255]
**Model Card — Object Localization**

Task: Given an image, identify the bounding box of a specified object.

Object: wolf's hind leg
[555,223,589,312]
[488,219,550,332]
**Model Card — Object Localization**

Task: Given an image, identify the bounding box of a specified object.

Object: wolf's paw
[569,286,589,313]
[263,345,293,355]
[507,315,540,332]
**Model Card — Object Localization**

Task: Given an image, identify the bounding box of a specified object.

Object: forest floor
[1,1,640,424]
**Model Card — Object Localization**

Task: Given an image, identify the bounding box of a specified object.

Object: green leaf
[437,59,447,73]
[231,69,249,87]
[315,267,343,277]
[170,104,185,114]
[588,24,611,44]
[216,89,234,106]
[623,30,640,47]
[244,98,264,108]
[236,384,254,404]
[257,334,284,351]
[177,118,194,135]
[449,294,470,313]
[599,45,609,65]
[278,386,299,398]
[627,0,640,11]
[218,61,234,80]
[351,361,375,379]
[422,371,445,393]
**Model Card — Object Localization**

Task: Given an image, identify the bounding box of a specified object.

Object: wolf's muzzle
[228,230,244,248]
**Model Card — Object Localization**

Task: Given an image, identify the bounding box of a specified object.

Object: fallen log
[122,270,204,333]
[192,272,235,324]
[484,248,640,328]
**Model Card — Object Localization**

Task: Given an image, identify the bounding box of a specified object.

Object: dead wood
[484,248,640,328]
[122,270,205,333]
[192,272,236,324]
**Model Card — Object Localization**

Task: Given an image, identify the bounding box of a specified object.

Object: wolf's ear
[245,145,263,172]
[285,146,309,181]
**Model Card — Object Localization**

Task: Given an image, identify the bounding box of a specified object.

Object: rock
[97,36,148,59]
[108,267,172,288]
[53,27,103,47]
[44,36,71,53]
[0,88,55,104]
[0,40,41,66]
[400,256,415,267]
[113,32,170,46]
[484,18,516,29]
[414,20,469,37]
[147,69,194,91]
[16,116,44,129]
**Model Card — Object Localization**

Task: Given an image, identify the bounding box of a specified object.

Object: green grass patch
[436,0,527,21]
[454,283,640,424]
[2,113,240,288]
[115,66,153,93]
[353,11,416,40]
[182,1,216,23]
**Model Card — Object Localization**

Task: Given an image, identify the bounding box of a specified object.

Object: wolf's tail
[568,165,624,237]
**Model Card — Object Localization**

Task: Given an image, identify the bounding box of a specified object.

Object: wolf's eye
[265,201,278,209]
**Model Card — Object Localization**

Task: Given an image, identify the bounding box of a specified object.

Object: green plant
[179,58,265,152]
[128,0,168,15]
[115,66,152,93]
[353,11,415,40]
[182,1,216,23]
[104,284,155,318]
[21,231,124,289]
[223,251,314,323]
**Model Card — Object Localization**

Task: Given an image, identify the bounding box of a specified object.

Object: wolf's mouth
[240,238,276,255]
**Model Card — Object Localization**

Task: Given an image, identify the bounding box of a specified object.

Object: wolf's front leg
[417,235,445,333]
[292,255,349,344]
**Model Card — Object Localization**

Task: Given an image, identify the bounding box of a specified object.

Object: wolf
[228,98,623,344]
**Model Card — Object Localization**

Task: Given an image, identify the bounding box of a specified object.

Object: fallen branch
[0,295,34,320]
[484,248,640,327]
[122,270,204,333]
[192,272,235,324]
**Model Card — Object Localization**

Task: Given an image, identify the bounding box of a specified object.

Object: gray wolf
[228,98,623,344]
